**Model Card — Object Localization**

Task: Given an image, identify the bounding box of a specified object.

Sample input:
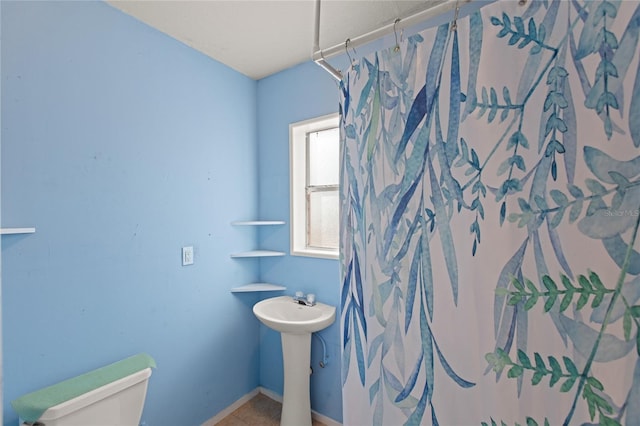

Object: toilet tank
[35,368,152,426]
[12,354,155,426]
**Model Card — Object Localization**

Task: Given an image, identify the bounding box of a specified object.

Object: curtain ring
[518,0,527,5]
[451,0,460,32]
[393,18,401,52]
[345,38,357,69]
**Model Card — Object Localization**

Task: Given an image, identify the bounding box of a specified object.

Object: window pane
[307,189,339,249]
[308,128,339,186]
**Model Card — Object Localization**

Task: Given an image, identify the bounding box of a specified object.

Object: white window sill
[291,248,339,260]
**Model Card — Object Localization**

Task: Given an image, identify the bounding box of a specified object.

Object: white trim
[201,387,342,426]
[255,386,282,404]
[257,387,342,426]
[291,247,338,260]
[312,408,343,426]
[290,113,340,260]
[200,388,259,426]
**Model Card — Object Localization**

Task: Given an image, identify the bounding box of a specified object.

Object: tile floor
[215,393,326,426]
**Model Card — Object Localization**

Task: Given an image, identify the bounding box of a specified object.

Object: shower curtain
[339,0,640,424]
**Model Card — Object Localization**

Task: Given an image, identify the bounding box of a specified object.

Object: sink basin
[253,295,336,334]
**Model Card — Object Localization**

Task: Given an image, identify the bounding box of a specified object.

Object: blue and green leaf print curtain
[339,0,640,424]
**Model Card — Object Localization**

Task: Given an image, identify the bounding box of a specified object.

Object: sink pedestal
[252,296,336,426]
[280,333,312,426]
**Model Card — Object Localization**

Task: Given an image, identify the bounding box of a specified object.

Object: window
[290,114,339,259]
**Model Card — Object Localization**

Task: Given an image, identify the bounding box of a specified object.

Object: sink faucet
[293,291,316,306]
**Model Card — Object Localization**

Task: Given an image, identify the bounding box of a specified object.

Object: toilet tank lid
[11,353,156,423]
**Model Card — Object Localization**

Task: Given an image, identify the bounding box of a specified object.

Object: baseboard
[311,407,342,426]
[253,386,280,402]
[200,388,259,426]
[257,387,342,426]
[202,386,342,426]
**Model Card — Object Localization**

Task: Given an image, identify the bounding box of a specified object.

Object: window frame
[290,113,340,260]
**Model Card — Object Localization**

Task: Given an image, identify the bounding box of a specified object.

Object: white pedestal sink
[253,296,336,426]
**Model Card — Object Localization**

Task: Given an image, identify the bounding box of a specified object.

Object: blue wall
[256,62,342,422]
[2,1,345,425]
[1,1,261,425]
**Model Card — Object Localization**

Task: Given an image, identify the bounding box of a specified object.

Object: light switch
[182,246,194,266]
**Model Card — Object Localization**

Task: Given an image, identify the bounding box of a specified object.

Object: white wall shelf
[231,221,285,226]
[231,283,287,293]
[231,220,285,291]
[0,227,36,235]
[231,250,285,258]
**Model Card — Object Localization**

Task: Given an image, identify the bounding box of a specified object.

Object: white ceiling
[106,0,440,80]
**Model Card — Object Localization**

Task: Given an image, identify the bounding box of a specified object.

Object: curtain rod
[312,0,466,81]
